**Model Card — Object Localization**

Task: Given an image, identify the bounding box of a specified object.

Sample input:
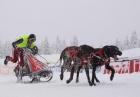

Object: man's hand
[31,46,38,55]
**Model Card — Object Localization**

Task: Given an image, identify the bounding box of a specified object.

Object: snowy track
[1,49,140,97]
[0,72,140,97]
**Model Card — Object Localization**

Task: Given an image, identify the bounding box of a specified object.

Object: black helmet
[28,34,36,42]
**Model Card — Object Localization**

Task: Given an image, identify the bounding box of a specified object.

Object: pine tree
[124,36,131,50]
[71,36,78,46]
[2,41,12,57]
[0,41,2,58]
[55,36,62,53]
[61,40,67,51]
[115,39,123,50]
[130,31,139,48]
[40,37,51,54]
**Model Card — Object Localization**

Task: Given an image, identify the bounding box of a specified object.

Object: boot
[4,56,11,65]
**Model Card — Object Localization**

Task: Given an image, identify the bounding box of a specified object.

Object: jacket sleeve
[12,38,23,48]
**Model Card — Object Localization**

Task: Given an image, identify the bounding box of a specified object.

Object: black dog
[75,45,122,86]
[91,45,122,86]
[59,45,94,86]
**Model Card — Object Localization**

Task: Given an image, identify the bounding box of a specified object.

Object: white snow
[0,48,140,97]
[0,72,140,97]
[36,54,60,64]
[120,48,140,58]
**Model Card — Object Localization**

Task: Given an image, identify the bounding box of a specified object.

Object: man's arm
[12,38,23,48]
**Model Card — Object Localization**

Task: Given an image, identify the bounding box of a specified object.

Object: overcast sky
[0,0,140,47]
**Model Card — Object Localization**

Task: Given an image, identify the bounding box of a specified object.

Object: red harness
[95,49,105,57]
[94,48,110,65]
[66,48,78,59]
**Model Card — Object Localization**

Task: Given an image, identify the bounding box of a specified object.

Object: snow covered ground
[121,48,140,58]
[0,48,140,97]
[0,72,140,97]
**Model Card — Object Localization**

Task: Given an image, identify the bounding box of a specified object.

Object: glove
[12,42,17,48]
[31,46,38,55]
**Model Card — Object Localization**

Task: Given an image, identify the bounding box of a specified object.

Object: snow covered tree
[114,31,140,50]
[61,40,67,51]
[39,37,51,54]
[138,39,140,47]
[115,39,123,50]
[130,31,139,48]
[123,36,131,50]
[0,41,2,58]
[55,36,62,53]
[2,41,12,58]
[71,36,78,46]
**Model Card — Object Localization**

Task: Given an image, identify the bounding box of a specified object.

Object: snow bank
[120,48,140,58]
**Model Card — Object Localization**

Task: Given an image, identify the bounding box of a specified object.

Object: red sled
[14,48,53,83]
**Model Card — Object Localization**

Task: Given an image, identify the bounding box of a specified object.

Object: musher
[4,34,38,72]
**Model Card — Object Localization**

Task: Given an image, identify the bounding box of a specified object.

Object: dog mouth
[113,55,118,60]
[118,51,122,56]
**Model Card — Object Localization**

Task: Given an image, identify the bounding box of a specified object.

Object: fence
[103,59,140,74]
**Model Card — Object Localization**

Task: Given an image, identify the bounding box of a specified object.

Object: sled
[14,48,53,83]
